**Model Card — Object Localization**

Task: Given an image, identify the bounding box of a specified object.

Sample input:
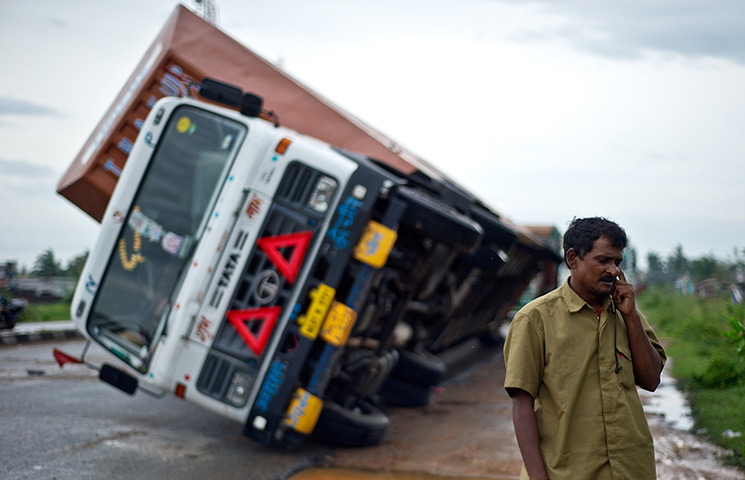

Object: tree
[624,245,638,274]
[690,254,723,282]
[666,244,689,277]
[64,250,89,279]
[646,251,666,285]
[32,248,63,277]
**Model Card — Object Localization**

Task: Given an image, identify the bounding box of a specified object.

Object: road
[0,339,329,480]
[2,337,742,480]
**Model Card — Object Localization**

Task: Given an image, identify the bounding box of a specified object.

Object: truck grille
[197,162,332,402]
[197,352,233,398]
[210,205,318,363]
[209,163,330,360]
[276,162,316,206]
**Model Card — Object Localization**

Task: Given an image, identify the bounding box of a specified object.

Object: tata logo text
[255,359,287,412]
[217,253,240,289]
[210,252,240,308]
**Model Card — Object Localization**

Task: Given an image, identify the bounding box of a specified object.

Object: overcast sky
[1,0,744,271]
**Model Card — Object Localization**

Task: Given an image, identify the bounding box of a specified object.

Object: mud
[291,469,493,480]
[295,346,743,480]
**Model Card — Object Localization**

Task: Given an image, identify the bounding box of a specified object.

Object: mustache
[600,276,616,283]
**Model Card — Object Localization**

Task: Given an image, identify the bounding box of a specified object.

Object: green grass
[638,287,745,469]
[20,300,72,322]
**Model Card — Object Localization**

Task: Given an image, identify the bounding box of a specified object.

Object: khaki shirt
[504,279,666,480]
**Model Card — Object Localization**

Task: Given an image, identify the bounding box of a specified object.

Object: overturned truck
[56,5,560,448]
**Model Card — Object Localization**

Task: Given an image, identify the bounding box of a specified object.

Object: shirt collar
[561,277,612,314]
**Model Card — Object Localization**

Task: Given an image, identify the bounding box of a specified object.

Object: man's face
[567,235,624,304]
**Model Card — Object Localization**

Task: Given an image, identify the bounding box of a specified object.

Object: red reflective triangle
[226,306,281,356]
[256,231,312,284]
[53,348,83,368]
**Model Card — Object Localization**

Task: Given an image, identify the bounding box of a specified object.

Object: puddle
[290,468,493,480]
[641,362,694,431]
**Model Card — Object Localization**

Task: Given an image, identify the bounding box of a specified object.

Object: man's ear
[566,248,578,269]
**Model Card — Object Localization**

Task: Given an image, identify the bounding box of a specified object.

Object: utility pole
[194,0,218,25]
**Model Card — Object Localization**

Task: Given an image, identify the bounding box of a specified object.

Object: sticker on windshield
[121,206,187,263]
[161,231,184,255]
[176,116,192,134]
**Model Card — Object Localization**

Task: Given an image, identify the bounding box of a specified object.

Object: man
[503,217,665,480]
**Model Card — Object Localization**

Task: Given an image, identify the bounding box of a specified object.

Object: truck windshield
[88,105,247,371]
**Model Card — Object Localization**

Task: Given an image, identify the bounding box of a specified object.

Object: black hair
[563,217,627,267]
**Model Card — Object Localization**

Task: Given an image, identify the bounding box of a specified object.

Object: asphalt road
[4,335,740,480]
[0,339,330,480]
[0,334,508,480]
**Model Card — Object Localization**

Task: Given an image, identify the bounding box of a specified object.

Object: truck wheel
[313,399,389,447]
[379,376,434,407]
[469,205,518,248]
[463,244,507,273]
[396,186,483,252]
[279,429,307,450]
[477,323,505,349]
[391,348,447,388]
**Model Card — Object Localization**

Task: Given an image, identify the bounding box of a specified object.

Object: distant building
[2,261,75,303]
[0,261,18,289]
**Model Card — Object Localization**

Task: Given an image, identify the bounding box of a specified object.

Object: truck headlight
[307,176,337,213]
[226,370,254,406]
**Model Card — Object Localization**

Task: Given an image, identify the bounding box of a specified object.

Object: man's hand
[611,268,663,391]
[612,268,636,317]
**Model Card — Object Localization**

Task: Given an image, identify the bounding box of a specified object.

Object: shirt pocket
[615,344,636,390]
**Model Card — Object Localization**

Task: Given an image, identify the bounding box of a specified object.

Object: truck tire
[463,244,507,273]
[396,186,483,252]
[379,376,434,407]
[313,399,389,447]
[477,321,505,349]
[470,205,518,248]
[391,348,447,388]
[279,429,307,450]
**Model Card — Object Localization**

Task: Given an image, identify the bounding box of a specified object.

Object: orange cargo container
[57,5,439,222]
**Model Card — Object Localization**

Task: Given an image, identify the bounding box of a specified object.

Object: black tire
[379,376,434,407]
[478,322,505,348]
[279,429,307,450]
[313,399,389,447]
[391,348,447,388]
[395,186,483,252]
[470,205,518,248]
[462,244,507,273]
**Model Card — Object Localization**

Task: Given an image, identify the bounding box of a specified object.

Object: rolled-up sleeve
[504,312,544,398]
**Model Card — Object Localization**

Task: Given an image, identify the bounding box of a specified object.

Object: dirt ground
[318,346,744,480]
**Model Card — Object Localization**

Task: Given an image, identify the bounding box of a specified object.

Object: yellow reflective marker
[353,220,397,268]
[298,284,335,340]
[284,388,323,434]
[320,301,357,347]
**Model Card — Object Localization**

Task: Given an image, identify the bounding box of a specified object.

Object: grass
[19,300,72,322]
[638,287,745,470]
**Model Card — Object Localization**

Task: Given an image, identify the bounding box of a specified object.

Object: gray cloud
[502,0,745,63]
[0,97,57,116]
